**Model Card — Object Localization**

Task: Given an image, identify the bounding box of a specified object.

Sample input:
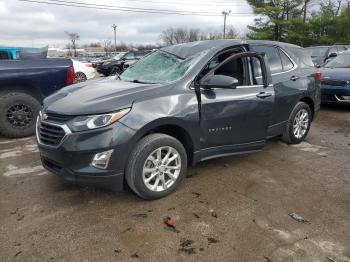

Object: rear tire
[282,102,312,144]
[125,134,187,200]
[74,72,87,83]
[0,91,41,138]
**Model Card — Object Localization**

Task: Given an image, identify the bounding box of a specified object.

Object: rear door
[198,52,274,153]
[249,45,303,126]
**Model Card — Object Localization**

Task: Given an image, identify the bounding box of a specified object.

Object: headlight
[67,108,130,132]
[103,61,112,65]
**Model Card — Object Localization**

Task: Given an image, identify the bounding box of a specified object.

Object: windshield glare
[121,50,207,84]
[306,47,328,57]
[324,52,350,68]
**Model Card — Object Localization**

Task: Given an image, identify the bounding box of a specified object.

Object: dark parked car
[306,45,348,67]
[37,40,321,199]
[320,51,350,104]
[96,50,151,76]
[0,59,74,138]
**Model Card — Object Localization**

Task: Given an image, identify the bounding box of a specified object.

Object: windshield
[324,52,350,68]
[120,50,208,84]
[306,47,328,57]
[113,52,126,60]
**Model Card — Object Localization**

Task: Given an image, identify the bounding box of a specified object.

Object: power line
[120,0,250,7]
[18,0,253,16]
[45,0,220,15]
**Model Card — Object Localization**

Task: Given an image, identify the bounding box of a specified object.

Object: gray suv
[36,40,321,199]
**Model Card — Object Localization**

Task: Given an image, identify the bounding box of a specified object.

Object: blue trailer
[0,46,20,60]
[0,46,47,60]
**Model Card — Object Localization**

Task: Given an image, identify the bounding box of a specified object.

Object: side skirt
[192,140,265,165]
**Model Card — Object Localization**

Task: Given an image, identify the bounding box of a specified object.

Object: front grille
[321,94,337,101]
[38,122,66,146]
[46,113,73,123]
[321,79,349,87]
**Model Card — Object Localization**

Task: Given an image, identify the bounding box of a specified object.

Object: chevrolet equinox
[36,40,321,199]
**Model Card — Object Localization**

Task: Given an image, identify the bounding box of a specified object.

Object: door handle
[256,92,272,99]
[290,75,299,81]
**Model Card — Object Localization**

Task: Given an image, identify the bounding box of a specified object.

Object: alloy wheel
[74,72,87,83]
[293,108,309,139]
[142,146,181,192]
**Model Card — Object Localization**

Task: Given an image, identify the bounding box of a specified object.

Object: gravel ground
[0,105,349,262]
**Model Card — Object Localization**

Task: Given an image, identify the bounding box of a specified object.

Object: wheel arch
[299,96,315,120]
[130,120,196,166]
[0,85,43,102]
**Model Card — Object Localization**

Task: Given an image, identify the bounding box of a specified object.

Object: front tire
[0,91,41,138]
[110,66,122,76]
[282,102,312,144]
[126,134,187,200]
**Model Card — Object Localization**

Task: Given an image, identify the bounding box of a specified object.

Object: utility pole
[222,10,231,39]
[112,24,117,52]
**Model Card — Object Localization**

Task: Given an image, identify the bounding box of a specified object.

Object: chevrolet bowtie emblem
[42,112,48,120]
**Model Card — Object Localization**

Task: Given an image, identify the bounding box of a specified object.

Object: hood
[320,68,350,81]
[43,77,167,115]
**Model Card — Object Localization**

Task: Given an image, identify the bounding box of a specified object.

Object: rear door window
[329,46,338,54]
[250,45,283,74]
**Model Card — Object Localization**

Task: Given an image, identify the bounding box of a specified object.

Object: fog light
[91,149,114,169]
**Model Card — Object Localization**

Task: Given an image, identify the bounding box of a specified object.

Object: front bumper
[37,119,136,191]
[96,65,113,75]
[321,84,350,104]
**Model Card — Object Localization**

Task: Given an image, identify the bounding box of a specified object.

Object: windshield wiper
[132,79,157,84]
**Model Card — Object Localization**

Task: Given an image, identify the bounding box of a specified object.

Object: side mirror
[328,52,337,58]
[201,75,239,89]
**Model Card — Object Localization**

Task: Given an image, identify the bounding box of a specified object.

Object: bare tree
[65,31,80,57]
[225,26,239,39]
[102,40,112,54]
[160,28,176,45]
[160,28,192,45]
[160,27,239,45]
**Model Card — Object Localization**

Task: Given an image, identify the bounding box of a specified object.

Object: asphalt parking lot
[0,106,349,262]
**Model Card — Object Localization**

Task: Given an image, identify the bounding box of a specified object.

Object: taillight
[67,66,75,85]
[85,63,93,67]
[315,71,323,81]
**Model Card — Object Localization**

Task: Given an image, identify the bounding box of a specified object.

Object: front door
[198,52,274,157]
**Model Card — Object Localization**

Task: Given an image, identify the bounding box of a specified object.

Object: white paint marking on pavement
[0,150,23,159]
[291,142,328,156]
[0,140,15,145]
[3,165,45,177]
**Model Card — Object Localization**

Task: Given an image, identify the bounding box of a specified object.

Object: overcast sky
[0,0,255,48]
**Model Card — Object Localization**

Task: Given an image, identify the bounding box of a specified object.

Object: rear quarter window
[279,49,294,71]
[288,47,314,67]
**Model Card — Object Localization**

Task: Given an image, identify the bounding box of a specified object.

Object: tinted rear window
[250,45,283,74]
